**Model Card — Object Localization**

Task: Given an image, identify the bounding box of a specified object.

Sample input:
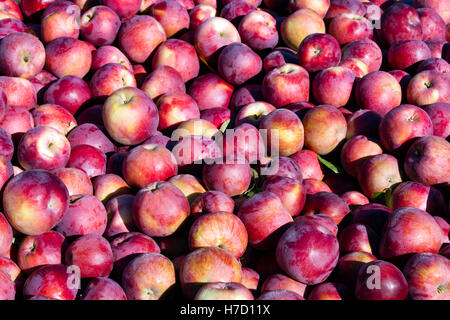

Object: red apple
[91,45,132,71]
[195,282,253,300]
[423,102,450,139]
[103,0,141,19]
[406,70,450,106]
[150,0,189,38]
[336,251,377,285]
[260,273,306,297]
[381,3,423,45]
[297,33,341,73]
[40,1,80,43]
[417,8,446,41]
[80,5,121,47]
[0,76,37,111]
[50,167,93,196]
[388,40,431,70]
[308,282,353,300]
[329,13,373,45]
[238,10,278,51]
[81,278,127,300]
[90,63,136,100]
[190,190,234,214]
[341,39,382,73]
[67,144,106,179]
[312,67,355,108]
[32,104,77,135]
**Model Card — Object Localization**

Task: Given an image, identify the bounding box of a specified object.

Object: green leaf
[317,155,341,174]
[219,119,230,133]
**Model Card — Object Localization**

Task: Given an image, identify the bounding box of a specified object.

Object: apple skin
[3,170,68,236]
[340,135,383,177]
[194,17,241,62]
[260,273,306,297]
[179,246,242,299]
[157,92,200,132]
[168,174,206,203]
[188,73,234,111]
[358,154,403,199]
[218,42,262,86]
[355,260,408,300]
[203,154,252,197]
[222,123,265,164]
[0,256,20,283]
[55,194,107,237]
[0,86,7,123]
[356,71,402,117]
[351,203,392,235]
[336,251,377,285]
[423,102,450,139]
[22,264,78,300]
[262,176,306,217]
[40,1,80,44]
[303,191,351,225]
[262,63,310,108]
[17,126,71,171]
[406,70,450,106]
[67,123,115,155]
[297,33,341,73]
[103,87,159,145]
[90,63,137,100]
[102,0,141,19]
[91,45,132,71]
[303,104,347,155]
[388,40,431,70]
[17,231,65,274]
[403,253,450,300]
[0,154,13,191]
[133,181,190,237]
[414,0,450,24]
[290,149,324,180]
[20,0,55,19]
[195,282,253,300]
[379,207,444,260]
[308,282,353,300]
[220,0,254,22]
[80,5,121,47]
[92,173,131,204]
[0,76,37,111]
[45,37,92,79]
[229,83,263,111]
[303,179,332,195]
[150,0,189,38]
[258,290,304,300]
[281,8,325,50]
[341,191,369,207]
[381,3,423,45]
[201,107,231,128]
[43,75,91,115]
[241,267,259,290]
[338,223,379,255]
[276,220,339,285]
[118,15,166,64]
[190,190,234,214]
[379,104,433,154]
[122,253,176,300]
[238,10,278,51]
[0,269,15,300]
[346,109,383,140]
[65,234,114,279]
[425,39,446,58]
[312,67,355,108]
[141,65,185,101]
[110,232,160,276]
[81,278,127,300]
[325,0,365,20]
[289,0,329,18]
[122,144,178,189]
[258,108,304,157]
[0,32,45,79]
[152,39,199,83]
[175,118,219,139]
[404,135,450,185]
[189,212,248,258]
[417,8,446,41]
[50,168,93,196]
[342,39,382,73]
[238,191,293,249]
[104,194,136,237]
[0,212,13,257]
[67,144,106,179]
[189,5,216,30]
[262,156,303,182]
[32,104,77,136]
[329,13,373,46]
[417,57,450,74]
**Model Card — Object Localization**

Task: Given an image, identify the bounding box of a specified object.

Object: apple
[133,181,190,237]
[167,174,206,202]
[0,76,37,111]
[355,260,408,300]
[188,73,234,111]
[379,104,433,153]
[336,251,377,285]
[404,135,450,185]
[104,194,136,237]
[417,57,450,74]
[238,10,278,51]
[150,0,189,38]
[262,176,306,216]
[351,203,392,235]
[102,0,141,19]
[290,149,323,180]
[308,282,353,300]
[103,87,159,145]
[3,170,68,236]
[22,264,78,300]
[80,6,120,47]
[90,63,136,100]
[312,67,355,108]
[280,8,326,50]
[0,32,45,79]
[67,123,115,154]
[157,92,200,132]
[20,0,51,19]
[141,65,185,101]
[257,290,304,300]
[341,135,383,177]
[0,212,13,257]
[122,144,177,189]
[303,191,350,224]
[289,0,329,18]
[152,39,200,82]
[329,13,373,46]
[40,1,80,43]
[297,33,341,73]
[388,40,431,70]
[189,5,216,30]
[426,39,446,58]
[174,118,219,139]
[91,45,132,71]
[406,70,450,106]
[201,107,231,128]
[195,282,253,300]
[81,278,127,300]
[235,102,275,127]
[303,104,347,155]
[423,102,450,138]
[381,3,422,45]
[341,191,370,207]
[118,15,166,64]
[260,273,306,297]
[32,104,77,135]
[43,75,91,115]
[55,194,107,237]
[17,126,71,171]
[67,144,107,179]
[190,190,235,214]
[189,212,248,258]
[0,128,14,160]
[92,173,131,203]
[229,83,263,111]
[346,109,383,140]
[50,167,93,196]
[303,179,332,195]
[179,247,242,299]
[241,267,259,291]
[45,37,92,78]
[341,39,382,73]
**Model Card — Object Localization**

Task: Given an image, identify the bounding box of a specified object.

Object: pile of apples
[0,0,448,301]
